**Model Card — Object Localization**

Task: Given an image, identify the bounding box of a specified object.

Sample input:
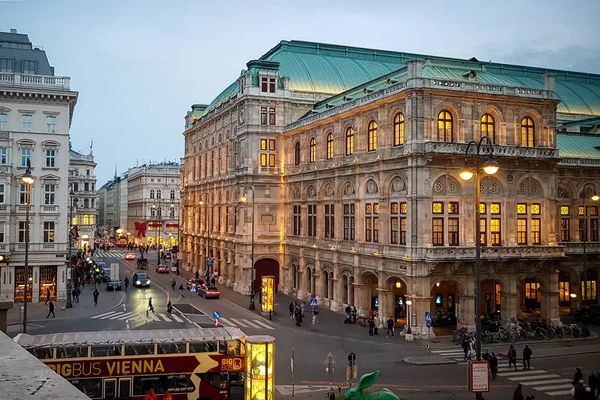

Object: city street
[8,248,600,400]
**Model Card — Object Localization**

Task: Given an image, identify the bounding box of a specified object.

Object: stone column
[32,266,40,303]
[56,265,66,302]
[353,284,366,315]
[297,255,306,301]
[377,288,391,328]
[330,277,341,311]
[314,258,322,302]
[226,250,234,287]
[541,270,560,323]
[459,294,475,330]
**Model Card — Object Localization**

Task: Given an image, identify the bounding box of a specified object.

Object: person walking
[145,388,156,400]
[522,345,532,370]
[90,276,96,288]
[588,372,597,399]
[171,278,176,290]
[46,301,55,318]
[93,288,99,305]
[368,317,375,336]
[289,302,294,318]
[148,297,154,313]
[512,383,524,400]
[167,300,173,316]
[44,288,51,305]
[574,368,584,386]
[508,344,518,371]
[386,316,395,337]
[463,338,470,361]
[124,276,129,291]
[163,390,173,400]
[490,352,498,380]
[179,283,185,298]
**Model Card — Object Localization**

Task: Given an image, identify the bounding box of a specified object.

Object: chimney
[543,74,556,92]
[407,59,425,79]
[10,28,17,34]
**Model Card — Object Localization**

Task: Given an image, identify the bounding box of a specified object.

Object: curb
[403,356,456,365]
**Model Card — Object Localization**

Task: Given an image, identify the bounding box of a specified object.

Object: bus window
[198,372,228,389]
[124,344,154,356]
[71,378,103,398]
[167,374,195,393]
[189,341,217,353]
[227,340,242,356]
[133,377,163,396]
[32,347,53,359]
[157,343,185,354]
[91,345,121,357]
[59,345,88,359]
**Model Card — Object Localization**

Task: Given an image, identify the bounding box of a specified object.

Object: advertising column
[261,275,274,315]
[245,335,275,400]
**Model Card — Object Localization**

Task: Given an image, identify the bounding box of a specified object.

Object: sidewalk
[7,284,126,326]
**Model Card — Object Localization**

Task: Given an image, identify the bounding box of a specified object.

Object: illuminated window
[400,202,407,214]
[365,203,379,243]
[294,142,300,166]
[490,218,501,246]
[83,215,90,225]
[437,111,453,142]
[261,139,267,150]
[90,215,95,225]
[72,216,78,225]
[43,222,55,243]
[490,203,501,214]
[517,204,527,215]
[346,128,355,155]
[260,154,267,167]
[367,120,377,151]
[581,281,597,302]
[590,206,599,216]
[559,281,570,302]
[531,218,541,244]
[432,218,444,246]
[517,219,527,245]
[432,202,443,214]
[269,154,275,167]
[448,202,459,214]
[309,138,316,163]
[394,113,405,146]
[326,133,334,159]
[269,139,275,151]
[480,203,487,214]
[480,218,487,245]
[525,282,540,302]
[480,114,495,141]
[448,218,459,246]
[531,204,540,215]
[579,206,586,216]
[560,206,570,216]
[521,117,535,147]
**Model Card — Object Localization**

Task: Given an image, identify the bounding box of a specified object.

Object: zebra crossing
[90,310,185,323]
[432,348,574,397]
[94,249,132,258]
[218,317,274,330]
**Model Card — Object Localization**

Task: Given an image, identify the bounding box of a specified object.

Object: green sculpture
[344,370,400,400]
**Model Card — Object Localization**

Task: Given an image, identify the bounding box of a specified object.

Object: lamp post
[459,135,499,364]
[580,183,599,306]
[21,160,35,334]
[66,189,75,308]
[199,196,213,275]
[241,187,256,310]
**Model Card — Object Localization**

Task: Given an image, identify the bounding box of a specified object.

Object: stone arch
[361,176,379,197]
[253,258,280,294]
[432,175,463,196]
[480,176,507,198]
[290,258,300,291]
[305,262,316,294]
[516,274,547,316]
[383,172,408,197]
[514,176,544,198]
[519,109,543,126]
[557,182,574,200]
[385,276,408,321]
[478,104,504,123]
[291,185,301,200]
[319,180,335,198]
[306,184,317,199]
[388,105,407,122]
[338,179,355,198]
[577,182,599,199]
[361,271,379,311]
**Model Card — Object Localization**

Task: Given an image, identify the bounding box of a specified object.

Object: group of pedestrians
[570,368,600,400]
[289,301,306,326]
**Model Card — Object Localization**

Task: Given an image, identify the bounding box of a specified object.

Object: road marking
[508,373,561,381]
[116,312,138,320]
[499,370,548,378]
[91,311,117,319]
[532,383,573,391]
[159,313,171,322]
[219,317,233,326]
[230,318,249,327]
[171,314,184,322]
[522,379,571,386]
[99,311,126,319]
[149,313,160,322]
[251,319,275,330]
[546,390,574,396]
[242,319,259,328]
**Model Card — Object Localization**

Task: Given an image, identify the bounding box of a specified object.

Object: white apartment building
[68,143,96,250]
[0,29,78,303]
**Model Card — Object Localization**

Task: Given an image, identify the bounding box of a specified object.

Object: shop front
[39,266,57,302]
[14,267,33,303]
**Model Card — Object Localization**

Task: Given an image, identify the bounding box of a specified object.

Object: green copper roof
[557,134,600,159]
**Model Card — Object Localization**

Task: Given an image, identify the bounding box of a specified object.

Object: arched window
[521,117,535,147]
[437,111,453,142]
[367,121,377,151]
[394,113,405,146]
[294,142,300,166]
[481,114,495,142]
[157,206,162,217]
[83,198,89,208]
[156,190,162,199]
[150,189,155,199]
[309,138,316,163]
[346,127,355,155]
[326,133,334,159]
[170,189,175,200]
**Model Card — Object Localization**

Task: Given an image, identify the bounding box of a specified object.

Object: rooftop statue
[344,370,400,400]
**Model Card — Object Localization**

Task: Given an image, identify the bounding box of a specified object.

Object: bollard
[269,309,272,320]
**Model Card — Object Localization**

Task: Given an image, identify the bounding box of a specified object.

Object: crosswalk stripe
[547,390,573,396]
[251,319,275,330]
[219,317,234,326]
[522,379,571,386]
[117,312,138,320]
[230,318,249,327]
[149,314,160,321]
[499,370,547,378]
[91,311,117,319]
[99,311,126,319]
[533,383,573,391]
[508,373,560,382]
[242,319,260,328]
[159,313,171,322]
[171,314,183,323]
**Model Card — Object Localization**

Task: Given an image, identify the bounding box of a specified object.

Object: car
[198,285,220,299]
[124,253,136,261]
[136,257,148,270]
[133,272,150,288]
[107,280,122,291]
[101,267,111,283]
[573,305,600,323]
[155,264,170,274]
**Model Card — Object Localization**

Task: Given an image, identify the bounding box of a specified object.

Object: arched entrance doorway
[431,280,459,328]
[481,279,502,317]
[581,269,598,306]
[520,277,542,316]
[362,273,378,311]
[558,270,573,311]
[385,277,407,323]
[253,259,280,293]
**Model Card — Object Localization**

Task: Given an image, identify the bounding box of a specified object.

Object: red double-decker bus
[14,328,246,400]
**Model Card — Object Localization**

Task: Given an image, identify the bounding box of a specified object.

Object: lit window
[367,121,377,151]
[346,128,355,155]
[479,203,487,214]
[437,111,453,142]
[517,204,527,215]
[46,116,56,133]
[480,218,487,245]
[43,222,55,243]
[432,202,443,214]
[269,139,276,151]
[521,117,535,147]
[261,139,267,150]
[517,219,527,245]
[394,113,405,146]
[260,154,267,167]
[480,114,495,141]
[309,138,316,163]
[490,203,501,214]
[269,154,275,167]
[432,218,444,246]
[326,133,334,159]
[490,218,501,245]
[531,204,540,215]
[447,202,459,214]
[83,215,90,225]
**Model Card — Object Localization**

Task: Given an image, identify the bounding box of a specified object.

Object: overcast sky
[1,0,599,184]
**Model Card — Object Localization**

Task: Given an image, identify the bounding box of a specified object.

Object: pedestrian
[289,302,294,318]
[512,383,524,400]
[81,276,85,289]
[211,277,216,286]
[463,338,470,360]
[167,300,173,315]
[301,301,305,318]
[368,317,375,336]
[490,352,498,380]
[124,276,129,291]
[90,276,95,288]
[294,306,302,326]
[571,380,586,400]
[74,287,80,303]
[508,344,518,371]
[44,288,51,304]
[145,388,156,400]
[93,288,99,305]
[46,301,55,318]
[172,278,176,290]
[195,270,199,280]
[522,344,532,370]
[163,390,173,400]
[386,316,394,337]
[179,283,185,298]
[589,372,597,398]
[574,368,584,386]
[148,297,154,313]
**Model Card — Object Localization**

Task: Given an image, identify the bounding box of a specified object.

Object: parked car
[133,272,150,288]
[124,252,136,261]
[155,264,170,274]
[107,280,123,291]
[198,285,220,299]
[573,305,600,323]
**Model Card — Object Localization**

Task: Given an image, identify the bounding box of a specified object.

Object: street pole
[66,190,74,308]
[157,203,161,265]
[249,188,256,310]
[21,161,35,334]
[580,184,599,306]
[291,349,295,400]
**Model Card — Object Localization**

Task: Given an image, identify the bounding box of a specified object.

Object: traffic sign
[190,285,197,293]
[213,311,221,319]
[309,298,318,306]
[425,311,432,328]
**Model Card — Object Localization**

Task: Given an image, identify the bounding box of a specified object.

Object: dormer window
[261,77,276,93]
[22,60,36,75]
[0,58,13,73]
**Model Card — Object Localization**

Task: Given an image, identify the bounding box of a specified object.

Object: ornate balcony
[424,142,558,160]
[425,245,565,261]
[562,242,600,254]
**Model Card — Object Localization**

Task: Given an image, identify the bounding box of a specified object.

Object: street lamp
[66,189,75,309]
[21,160,35,334]
[240,187,256,310]
[405,299,412,334]
[580,183,598,306]
[459,135,499,364]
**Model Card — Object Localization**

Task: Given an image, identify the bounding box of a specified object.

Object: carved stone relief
[308,185,317,198]
[366,180,378,195]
